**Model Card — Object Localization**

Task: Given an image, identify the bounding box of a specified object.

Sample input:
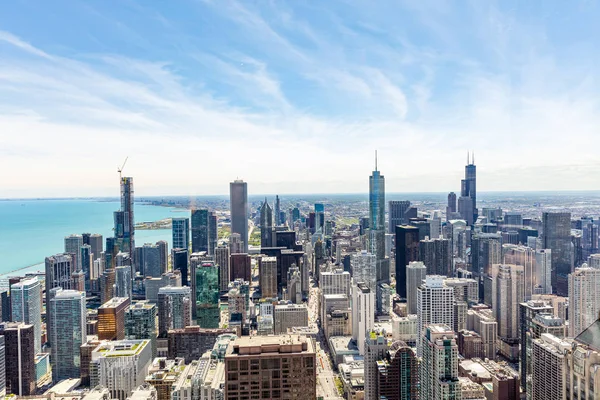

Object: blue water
[0,199,186,277]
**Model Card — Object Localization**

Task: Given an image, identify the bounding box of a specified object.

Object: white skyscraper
[416,276,454,356]
[535,249,552,294]
[406,261,426,315]
[568,266,600,337]
[491,264,524,340]
[10,277,42,354]
[65,234,84,271]
[419,324,460,400]
[49,289,86,381]
[503,244,536,301]
[352,281,375,355]
[320,268,351,297]
[351,251,377,291]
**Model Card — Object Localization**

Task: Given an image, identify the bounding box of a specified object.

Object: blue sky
[1,0,599,197]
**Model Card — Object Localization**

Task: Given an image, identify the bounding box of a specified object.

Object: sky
[1,0,600,198]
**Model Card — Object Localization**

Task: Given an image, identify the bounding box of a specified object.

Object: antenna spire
[375,150,378,171]
[472,151,475,164]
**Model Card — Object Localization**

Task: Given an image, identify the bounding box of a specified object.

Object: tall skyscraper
[125,301,158,358]
[215,245,230,292]
[65,234,84,273]
[395,225,419,298]
[535,249,552,294]
[352,281,375,355]
[48,289,86,381]
[114,176,135,265]
[157,240,168,273]
[363,334,388,400]
[230,179,249,253]
[568,266,600,337]
[172,217,190,251]
[419,325,460,400]
[542,211,572,295]
[419,237,451,276]
[406,261,426,315]
[388,200,411,234]
[191,209,209,253]
[259,256,277,298]
[140,243,162,277]
[351,250,377,291]
[157,286,192,337]
[89,233,103,261]
[195,262,220,329]
[275,195,281,226]
[0,323,36,396]
[458,152,477,226]
[503,244,536,301]
[172,248,189,286]
[208,211,218,256]
[491,264,524,343]
[10,277,42,354]
[416,276,454,356]
[369,156,387,284]
[115,265,133,299]
[80,244,93,289]
[259,199,274,248]
[98,297,130,340]
[446,192,457,220]
[376,341,419,400]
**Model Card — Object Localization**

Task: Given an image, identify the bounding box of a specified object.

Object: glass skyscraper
[230,180,249,253]
[10,277,42,354]
[195,262,220,329]
[369,158,387,284]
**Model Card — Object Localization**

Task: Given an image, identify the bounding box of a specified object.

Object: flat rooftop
[226,335,315,356]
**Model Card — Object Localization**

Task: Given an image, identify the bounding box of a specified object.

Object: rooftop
[99,297,129,309]
[226,335,315,357]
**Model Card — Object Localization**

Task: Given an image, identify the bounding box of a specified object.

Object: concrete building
[145,357,185,400]
[115,265,133,300]
[375,341,419,400]
[259,256,277,298]
[90,340,152,400]
[273,303,308,334]
[388,200,411,233]
[568,265,600,337]
[224,335,316,400]
[491,264,524,341]
[230,180,249,253]
[364,334,388,400]
[416,275,454,356]
[320,268,351,297]
[352,282,375,355]
[10,277,42,354]
[172,218,190,251]
[215,245,230,292]
[45,253,74,345]
[49,289,86,381]
[420,325,460,400]
[144,272,181,303]
[405,261,426,314]
[466,307,497,360]
[168,326,233,363]
[534,248,552,294]
[125,301,158,358]
[0,322,36,396]
[419,237,451,276]
[531,333,571,400]
[98,297,130,340]
[157,286,192,337]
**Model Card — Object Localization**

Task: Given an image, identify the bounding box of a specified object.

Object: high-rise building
[446,192,457,220]
[395,225,419,298]
[230,180,249,253]
[364,334,388,400]
[459,153,477,225]
[119,176,135,262]
[491,264,524,341]
[230,253,251,282]
[10,277,42,354]
[375,341,419,400]
[215,245,230,292]
[531,333,571,400]
[157,240,168,273]
[46,253,76,332]
[172,248,189,286]
[90,340,152,400]
[535,249,552,294]
[259,199,274,248]
[195,262,220,329]
[0,336,4,397]
[224,335,316,400]
[351,250,377,291]
[191,209,209,253]
[97,297,130,340]
[503,244,536,301]
[416,275,454,356]
[80,244,93,289]
[115,265,133,299]
[140,243,162,277]
[48,289,86,381]
[352,281,375,354]
[89,233,103,261]
[568,266,600,337]
[125,301,158,358]
[420,325,460,400]
[172,218,190,251]
[65,234,84,271]
[369,159,387,285]
[144,272,181,303]
[259,256,277,298]
[157,286,192,337]
[388,200,411,234]
[0,322,36,396]
[208,211,218,256]
[273,303,309,334]
[405,261,426,315]
[419,237,451,276]
[167,327,234,363]
[542,211,572,295]
[320,268,351,297]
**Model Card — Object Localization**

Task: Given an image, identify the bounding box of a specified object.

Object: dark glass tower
[260,198,273,248]
[191,209,209,253]
[230,180,248,253]
[369,153,387,283]
[395,225,419,298]
[459,153,477,225]
[117,177,135,261]
[542,211,572,295]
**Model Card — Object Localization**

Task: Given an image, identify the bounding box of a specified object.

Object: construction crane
[117,156,129,180]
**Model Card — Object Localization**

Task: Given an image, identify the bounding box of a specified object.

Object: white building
[503,244,536,301]
[351,251,377,291]
[416,275,454,356]
[491,264,524,340]
[273,303,308,334]
[568,266,600,337]
[91,340,152,400]
[320,268,351,297]
[535,249,552,294]
[352,281,375,355]
[406,262,426,314]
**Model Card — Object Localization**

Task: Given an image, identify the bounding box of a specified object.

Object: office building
[369,159,387,285]
[405,261,426,314]
[97,297,130,340]
[81,244,93,288]
[90,340,152,400]
[364,334,388,400]
[191,209,209,253]
[569,266,600,337]
[172,248,189,286]
[259,199,274,248]
[208,212,218,256]
[351,250,377,291]
[230,253,251,282]
[65,234,84,271]
[224,335,316,400]
[48,289,86,381]
[168,326,233,363]
[416,276,454,356]
[141,243,162,277]
[419,237,451,276]
[158,286,192,337]
[45,253,74,345]
[172,218,190,251]
[320,268,351,297]
[388,200,411,234]
[125,301,158,358]
[195,262,220,329]
[88,233,103,261]
[215,245,230,292]
[156,240,168,274]
[535,248,552,294]
[491,264,524,341]
[10,277,42,354]
[352,282,375,355]
[115,265,133,299]
[259,256,277,298]
[542,211,572,295]
[115,176,135,263]
[503,244,536,301]
[420,325,460,400]
[458,153,477,225]
[466,308,497,360]
[375,341,419,400]
[394,225,419,298]
[230,180,249,253]
[444,277,479,305]
[0,322,36,396]
[273,303,308,334]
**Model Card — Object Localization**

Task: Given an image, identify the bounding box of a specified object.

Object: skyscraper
[419,325,460,400]
[0,323,36,396]
[215,245,230,292]
[388,200,411,234]
[406,261,426,314]
[446,192,457,220]
[568,266,600,337]
[230,179,249,253]
[115,176,135,264]
[259,198,274,248]
[459,152,477,226]
[157,286,192,337]
[195,262,220,329]
[125,301,158,358]
[115,265,133,299]
[351,250,377,291]
[394,225,419,298]
[98,297,130,340]
[352,281,375,355]
[10,277,42,354]
[416,275,454,356]
[369,156,387,284]
[65,234,84,271]
[363,334,388,400]
[491,264,524,351]
[0,336,4,398]
[259,256,277,298]
[419,237,451,276]
[172,217,190,251]
[140,243,162,277]
[375,341,419,400]
[275,195,281,226]
[191,209,209,253]
[89,233,103,261]
[172,248,189,286]
[208,211,218,256]
[48,289,86,381]
[542,211,572,295]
